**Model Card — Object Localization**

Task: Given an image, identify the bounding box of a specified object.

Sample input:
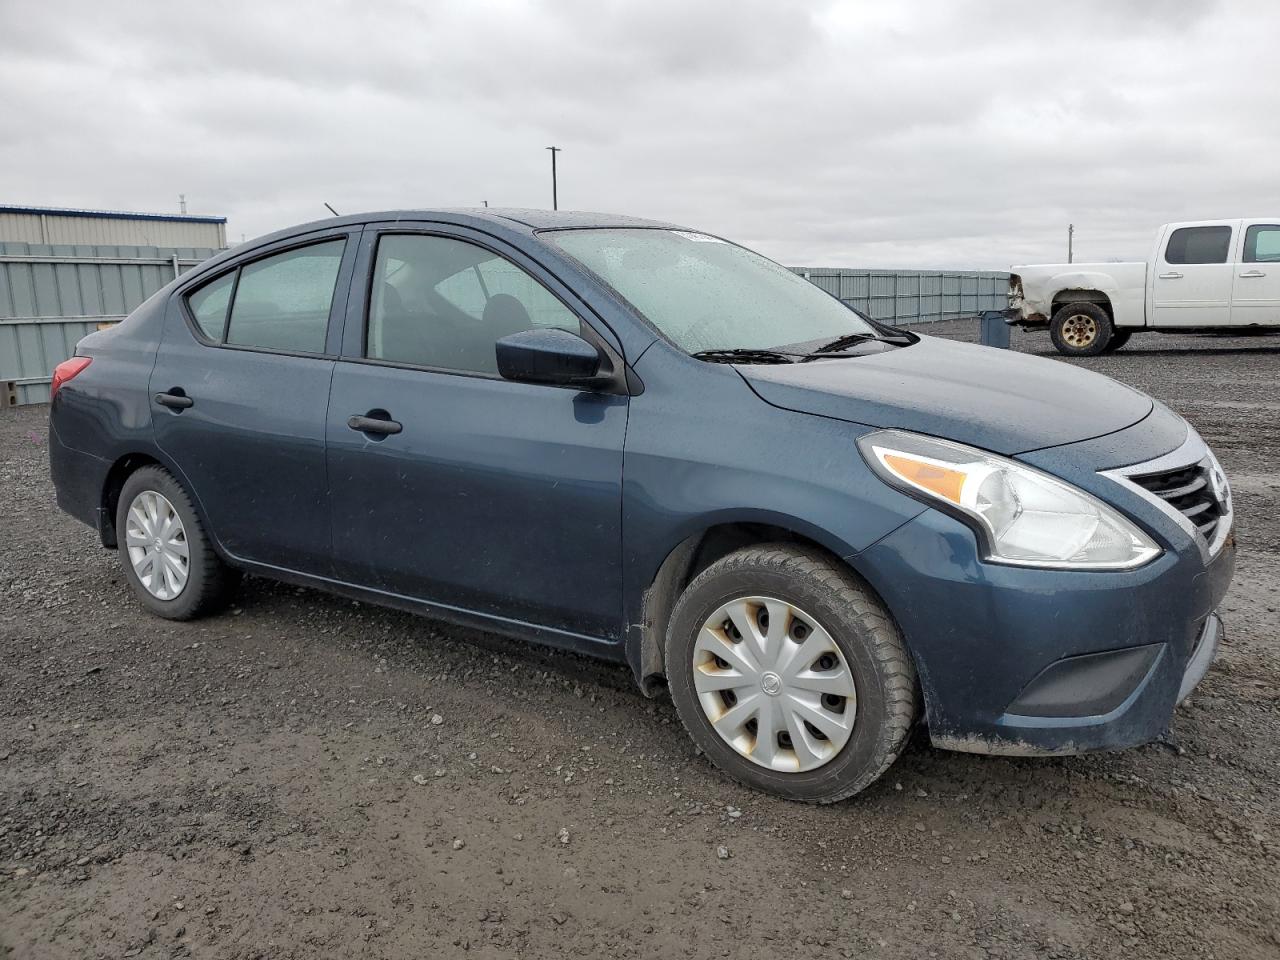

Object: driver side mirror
[495,328,604,387]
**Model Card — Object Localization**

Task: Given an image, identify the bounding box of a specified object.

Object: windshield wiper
[691,348,797,364]
[810,330,913,354]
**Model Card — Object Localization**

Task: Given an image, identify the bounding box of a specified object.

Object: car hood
[737,335,1153,455]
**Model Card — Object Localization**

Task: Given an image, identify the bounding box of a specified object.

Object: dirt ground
[2,322,1278,959]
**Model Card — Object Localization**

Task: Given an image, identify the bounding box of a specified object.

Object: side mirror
[496,328,603,387]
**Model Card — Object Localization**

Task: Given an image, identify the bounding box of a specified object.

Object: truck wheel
[1050,302,1114,356]
[1103,329,1132,352]
[665,544,917,803]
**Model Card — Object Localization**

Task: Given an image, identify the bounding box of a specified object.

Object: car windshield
[546,228,879,354]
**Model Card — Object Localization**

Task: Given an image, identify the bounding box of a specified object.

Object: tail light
[50,357,92,401]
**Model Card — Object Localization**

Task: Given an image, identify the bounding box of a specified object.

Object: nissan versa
[48,209,1235,802]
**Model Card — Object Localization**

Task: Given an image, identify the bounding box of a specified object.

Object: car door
[325,224,628,641]
[1150,221,1238,327]
[151,228,360,573]
[1230,221,1280,326]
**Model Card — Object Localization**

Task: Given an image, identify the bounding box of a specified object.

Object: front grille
[1131,458,1226,543]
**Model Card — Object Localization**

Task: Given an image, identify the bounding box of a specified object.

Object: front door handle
[1158,271,1184,280]
[1239,269,1267,278]
[154,391,194,410]
[348,413,402,436]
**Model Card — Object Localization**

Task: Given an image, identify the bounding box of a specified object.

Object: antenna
[179,194,187,214]
[324,202,340,217]
[546,146,561,210]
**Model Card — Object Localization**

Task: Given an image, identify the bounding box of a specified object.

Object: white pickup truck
[1008,219,1280,355]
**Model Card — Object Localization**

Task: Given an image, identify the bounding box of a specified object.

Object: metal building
[0,204,227,249]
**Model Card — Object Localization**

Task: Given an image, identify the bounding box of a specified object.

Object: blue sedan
[48,209,1234,801]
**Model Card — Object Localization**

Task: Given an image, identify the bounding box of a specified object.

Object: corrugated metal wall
[0,242,218,404]
[793,268,1010,325]
[1,248,1011,406]
[0,210,227,249]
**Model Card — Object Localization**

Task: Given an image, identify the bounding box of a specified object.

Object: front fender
[619,345,925,689]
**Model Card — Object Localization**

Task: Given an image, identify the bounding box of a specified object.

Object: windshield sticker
[672,231,726,243]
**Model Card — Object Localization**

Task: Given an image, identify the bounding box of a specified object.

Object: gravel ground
[2,322,1278,959]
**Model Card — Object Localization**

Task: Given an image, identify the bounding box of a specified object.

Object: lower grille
[1130,459,1226,543]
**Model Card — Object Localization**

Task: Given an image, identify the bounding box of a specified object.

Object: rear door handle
[348,414,402,436]
[1158,271,1184,280]
[154,391,194,409]
[1239,269,1266,278]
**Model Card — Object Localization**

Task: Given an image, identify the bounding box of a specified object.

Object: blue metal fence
[792,268,1010,326]
[0,246,1011,406]
[0,242,217,404]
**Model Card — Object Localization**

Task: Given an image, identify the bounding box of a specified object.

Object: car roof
[184,207,696,290]
[469,207,684,230]
[254,207,686,246]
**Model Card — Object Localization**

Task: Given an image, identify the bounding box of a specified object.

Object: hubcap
[692,596,857,773]
[1061,313,1098,348]
[124,491,190,600]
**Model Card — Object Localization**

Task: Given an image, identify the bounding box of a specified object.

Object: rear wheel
[116,466,237,620]
[1103,329,1132,352]
[1050,302,1114,356]
[665,545,917,803]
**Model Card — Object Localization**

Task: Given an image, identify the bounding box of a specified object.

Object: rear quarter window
[186,271,235,341]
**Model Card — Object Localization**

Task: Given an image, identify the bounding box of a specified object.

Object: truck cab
[1009,219,1280,355]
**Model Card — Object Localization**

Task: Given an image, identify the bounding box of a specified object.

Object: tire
[665,544,917,803]
[115,465,237,620]
[1050,302,1114,356]
[1103,329,1132,352]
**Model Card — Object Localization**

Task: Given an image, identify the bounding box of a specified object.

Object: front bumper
[934,612,1223,757]
[852,415,1235,757]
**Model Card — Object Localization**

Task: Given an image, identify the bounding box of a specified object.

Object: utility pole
[179,194,187,215]
[1068,223,1074,264]
[546,146,561,210]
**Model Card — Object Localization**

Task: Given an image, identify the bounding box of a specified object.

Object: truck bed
[1009,261,1148,328]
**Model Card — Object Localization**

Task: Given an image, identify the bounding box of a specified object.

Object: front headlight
[858,429,1161,569]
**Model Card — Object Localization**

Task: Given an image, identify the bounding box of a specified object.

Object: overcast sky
[2,0,1276,267]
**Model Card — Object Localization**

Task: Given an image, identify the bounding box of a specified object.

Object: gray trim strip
[0,255,206,266]
[1178,613,1221,703]
[0,315,126,326]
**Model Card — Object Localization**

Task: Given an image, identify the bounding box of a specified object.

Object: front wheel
[665,545,917,803]
[1049,302,1114,356]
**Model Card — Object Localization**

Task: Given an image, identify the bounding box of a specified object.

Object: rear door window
[1164,226,1232,265]
[224,240,346,353]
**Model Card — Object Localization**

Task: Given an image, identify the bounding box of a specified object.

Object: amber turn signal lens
[880,453,966,504]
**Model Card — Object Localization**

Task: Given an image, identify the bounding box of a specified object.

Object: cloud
[1,0,1273,267]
